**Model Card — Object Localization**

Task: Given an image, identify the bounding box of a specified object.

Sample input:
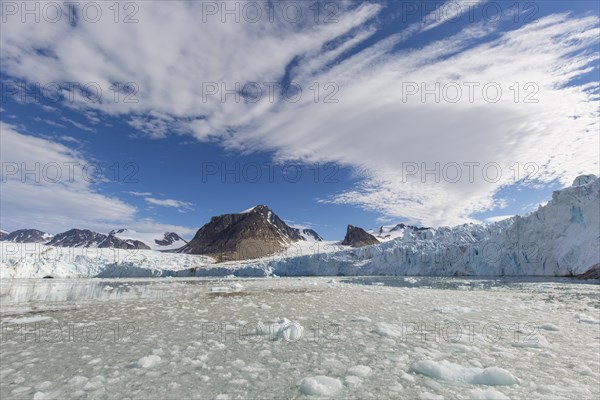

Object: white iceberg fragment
[299,376,343,396]
[410,360,519,386]
[136,355,161,368]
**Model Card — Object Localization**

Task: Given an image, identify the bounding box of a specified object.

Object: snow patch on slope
[110,229,187,251]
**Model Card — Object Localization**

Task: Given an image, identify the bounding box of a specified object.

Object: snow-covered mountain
[178,205,323,261]
[1,229,54,243]
[0,229,9,240]
[299,228,322,242]
[109,229,188,251]
[47,229,150,249]
[369,224,434,242]
[1,176,598,278]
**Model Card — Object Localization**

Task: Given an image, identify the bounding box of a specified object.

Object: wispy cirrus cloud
[1,1,598,227]
[128,191,153,197]
[145,197,195,212]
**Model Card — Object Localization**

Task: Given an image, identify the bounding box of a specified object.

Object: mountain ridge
[1,175,598,278]
[178,205,322,262]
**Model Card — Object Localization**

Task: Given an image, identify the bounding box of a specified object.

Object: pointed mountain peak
[179,206,321,261]
[342,225,379,247]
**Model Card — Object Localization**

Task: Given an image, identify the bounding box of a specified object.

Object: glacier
[1,177,598,278]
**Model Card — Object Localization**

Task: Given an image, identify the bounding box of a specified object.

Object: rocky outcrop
[341,225,379,247]
[155,232,187,248]
[109,229,187,250]
[178,205,321,262]
[301,229,322,241]
[575,264,600,280]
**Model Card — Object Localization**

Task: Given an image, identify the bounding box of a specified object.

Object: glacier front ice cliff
[1,177,598,278]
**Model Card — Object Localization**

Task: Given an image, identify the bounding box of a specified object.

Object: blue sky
[1,1,599,240]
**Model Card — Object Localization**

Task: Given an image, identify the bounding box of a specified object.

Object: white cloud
[1,2,598,227]
[0,122,194,235]
[145,197,194,212]
[128,191,153,197]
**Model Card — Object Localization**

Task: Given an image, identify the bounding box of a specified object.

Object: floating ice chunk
[512,334,549,348]
[68,376,88,386]
[576,314,600,324]
[352,316,372,323]
[540,323,560,331]
[410,360,519,386]
[418,392,443,400]
[373,323,403,338]
[83,376,105,391]
[256,318,304,341]
[35,382,52,391]
[230,283,244,291]
[4,316,51,324]
[209,283,244,293]
[449,344,471,353]
[136,355,162,368]
[152,348,164,356]
[33,392,52,400]
[299,376,343,396]
[345,375,362,387]
[469,387,510,399]
[575,366,595,376]
[12,386,31,395]
[432,306,472,314]
[347,365,372,377]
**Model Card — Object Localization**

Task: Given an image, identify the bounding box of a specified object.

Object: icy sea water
[1,277,599,399]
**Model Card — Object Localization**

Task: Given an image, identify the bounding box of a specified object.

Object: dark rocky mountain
[389,223,430,232]
[301,228,322,241]
[109,229,188,250]
[0,230,8,240]
[341,225,380,247]
[155,232,187,248]
[47,229,150,249]
[575,264,600,280]
[2,229,54,243]
[102,234,151,250]
[178,205,321,262]
[48,229,106,247]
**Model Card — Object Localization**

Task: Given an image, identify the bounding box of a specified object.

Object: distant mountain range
[0,228,187,251]
[2,229,53,243]
[0,205,424,261]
